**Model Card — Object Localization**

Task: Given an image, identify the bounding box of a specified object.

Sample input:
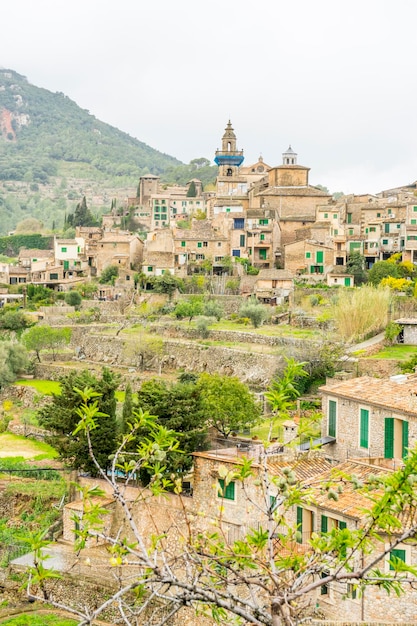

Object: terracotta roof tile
[320,375,417,416]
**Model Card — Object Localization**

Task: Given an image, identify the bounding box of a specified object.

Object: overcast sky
[1,0,416,194]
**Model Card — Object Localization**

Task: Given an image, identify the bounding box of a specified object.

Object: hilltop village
[2,122,417,625]
[3,120,417,295]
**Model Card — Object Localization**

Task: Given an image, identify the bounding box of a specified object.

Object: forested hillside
[0,69,217,235]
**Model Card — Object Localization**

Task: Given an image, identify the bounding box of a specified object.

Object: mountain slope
[0,69,182,183]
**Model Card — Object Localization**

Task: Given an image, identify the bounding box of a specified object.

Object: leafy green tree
[121,382,134,433]
[186,180,197,197]
[239,297,268,328]
[99,264,119,285]
[124,333,164,372]
[26,284,56,304]
[346,251,367,285]
[174,296,204,322]
[37,368,120,474]
[0,341,29,389]
[196,373,261,438]
[64,290,82,308]
[368,260,400,285]
[0,309,31,332]
[203,299,223,321]
[67,196,96,227]
[265,358,308,441]
[151,271,183,300]
[136,378,208,478]
[21,325,72,362]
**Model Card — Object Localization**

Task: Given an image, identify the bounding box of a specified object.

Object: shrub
[64,290,82,308]
[203,300,223,321]
[195,316,212,338]
[239,298,267,328]
[385,321,401,345]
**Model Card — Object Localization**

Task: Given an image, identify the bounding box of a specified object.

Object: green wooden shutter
[328,400,336,437]
[402,421,409,459]
[384,418,394,459]
[316,251,324,263]
[321,514,328,533]
[389,549,406,570]
[344,277,351,286]
[218,479,235,500]
[338,520,347,530]
[296,506,303,543]
[360,409,369,448]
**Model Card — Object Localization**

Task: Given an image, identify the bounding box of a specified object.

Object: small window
[397,224,401,229]
[181,241,186,247]
[328,400,336,437]
[147,266,153,272]
[218,479,235,500]
[49,273,58,280]
[382,239,388,245]
[306,252,311,259]
[348,229,354,235]
[413,206,417,212]
[203,241,208,247]
[320,571,329,595]
[260,233,265,241]
[333,214,337,219]
[61,247,67,253]
[389,549,406,570]
[360,408,369,449]
[377,212,381,218]
[411,220,417,225]
[197,242,202,248]
[324,213,328,219]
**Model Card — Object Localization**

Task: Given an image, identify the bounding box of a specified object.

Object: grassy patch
[0,613,77,625]
[0,433,58,460]
[368,345,417,360]
[14,380,61,395]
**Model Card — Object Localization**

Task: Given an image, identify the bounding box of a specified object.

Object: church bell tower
[214,120,244,177]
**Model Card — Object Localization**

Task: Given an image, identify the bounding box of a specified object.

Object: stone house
[3,265,30,285]
[63,497,116,548]
[173,219,229,273]
[296,458,417,623]
[284,239,334,278]
[54,237,88,279]
[326,268,354,287]
[319,374,417,464]
[143,229,175,277]
[192,446,332,543]
[239,268,294,304]
[18,248,54,270]
[394,318,417,345]
[94,232,143,275]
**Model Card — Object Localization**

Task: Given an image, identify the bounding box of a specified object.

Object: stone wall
[67,329,283,386]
